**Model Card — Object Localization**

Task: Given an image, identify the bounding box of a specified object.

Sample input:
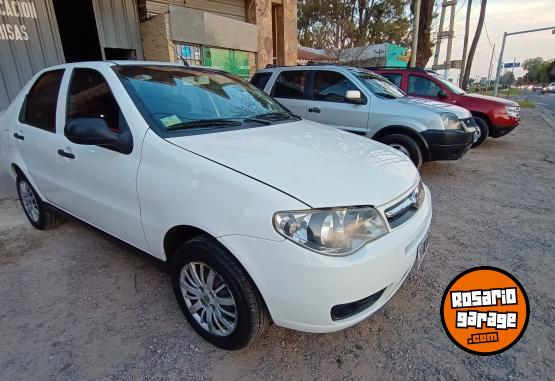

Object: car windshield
[114,65,294,132]
[430,73,466,95]
[348,68,405,99]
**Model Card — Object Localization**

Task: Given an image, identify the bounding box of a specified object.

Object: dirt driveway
[1,108,553,380]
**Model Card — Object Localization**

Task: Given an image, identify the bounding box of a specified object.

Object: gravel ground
[0,108,553,380]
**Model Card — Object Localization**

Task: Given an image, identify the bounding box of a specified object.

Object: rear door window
[272,71,308,99]
[250,72,272,91]
[21,70,65,132]
[380,73,402,88]
[408,75,442,97]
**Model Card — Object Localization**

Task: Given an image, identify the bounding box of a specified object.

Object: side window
[67,69,121,132]
[408,75,442,97]
[250,72,272,90]
[312,71,360,103]
[272,71,308,99]
[381,73,402,88]
[21,70,64,132]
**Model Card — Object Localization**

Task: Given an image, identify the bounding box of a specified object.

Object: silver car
[251,65,477,167]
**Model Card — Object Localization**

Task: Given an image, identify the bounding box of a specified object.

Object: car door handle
[13,133,24,140]
[308,107,321,113]
[57,149,75,159]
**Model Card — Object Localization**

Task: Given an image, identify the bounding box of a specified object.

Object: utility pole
[432,3,446,68]
[432,1,457,77]
[459,0,472,87]
[486,43,496,90]
[410,0,422,67]
[506,57,516,99]
[444,0,457,79]
[493,25,555,96]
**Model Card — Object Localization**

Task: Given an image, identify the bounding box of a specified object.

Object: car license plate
[416,230,430,269]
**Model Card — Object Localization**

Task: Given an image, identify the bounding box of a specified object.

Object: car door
[55,66,149,251]
[12,69,65,201]
[270,70,308,118]
[407,74,446,101]
[305,70,369,134]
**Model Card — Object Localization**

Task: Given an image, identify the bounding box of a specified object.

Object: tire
[471,116,489,148]
[16,173,63,230]
[170,235,269,350]
[380,133,423,168]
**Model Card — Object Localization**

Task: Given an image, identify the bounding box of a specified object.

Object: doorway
[52,0,103,62]
[271,3,285,65]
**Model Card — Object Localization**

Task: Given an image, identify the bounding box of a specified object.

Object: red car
[372,68,520,147]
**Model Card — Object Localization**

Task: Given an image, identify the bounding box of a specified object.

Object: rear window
[272,71,308,99]
[250,72,272,90]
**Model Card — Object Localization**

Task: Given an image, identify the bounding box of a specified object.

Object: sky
[426,0,555,81]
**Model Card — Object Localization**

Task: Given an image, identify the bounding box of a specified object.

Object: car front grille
[460,117,477,129]
[385,183,425,229]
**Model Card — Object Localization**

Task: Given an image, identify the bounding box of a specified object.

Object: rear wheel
[170,236,269,350]
[380,133,423,168]
[471,116,489,147]
[16,174,63,230]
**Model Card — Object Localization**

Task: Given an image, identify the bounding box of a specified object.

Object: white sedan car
[0,61,432,350]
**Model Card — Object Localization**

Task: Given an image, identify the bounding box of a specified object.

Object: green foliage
[522,57,555,83]
[298,0,411,57]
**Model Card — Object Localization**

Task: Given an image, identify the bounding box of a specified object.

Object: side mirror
[345,90,365,104]
[65,118,132,154]
[438,89,448,98]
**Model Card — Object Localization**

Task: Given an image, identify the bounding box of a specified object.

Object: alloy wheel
[19,180,39,222]
[389,143,410,158]
[180,261,238,336]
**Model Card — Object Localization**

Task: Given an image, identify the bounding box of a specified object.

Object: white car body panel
[0,61,433,334]
[166,120,418,208]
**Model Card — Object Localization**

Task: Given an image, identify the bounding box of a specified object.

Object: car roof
[256,64,352,73]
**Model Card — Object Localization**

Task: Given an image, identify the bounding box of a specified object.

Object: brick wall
[140,13,174,62]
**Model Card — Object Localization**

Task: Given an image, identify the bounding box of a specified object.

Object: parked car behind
[372,67,520,147]
[251,65,476,167]
[547,83,555,93]
[0,61,432,350]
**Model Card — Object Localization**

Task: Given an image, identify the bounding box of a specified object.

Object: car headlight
[506,106,519,118]
[273,206,389,256]
[441,113,462,130]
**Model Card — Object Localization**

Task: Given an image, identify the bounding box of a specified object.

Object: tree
[500,71,515,86]
[522,57,555,83]
[461,0,487,90]
[411,0,437,68]
[298,0,411,60]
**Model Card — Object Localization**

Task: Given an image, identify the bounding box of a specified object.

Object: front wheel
[380,133,423,168]
[170,236,269,350]
[471,116,489,147]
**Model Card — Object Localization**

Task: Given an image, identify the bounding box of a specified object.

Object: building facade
[0,0,143,110]
[0,0,297,109]
[139,0,297,79]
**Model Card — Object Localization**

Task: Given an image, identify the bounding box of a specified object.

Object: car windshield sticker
[160,115,182,127]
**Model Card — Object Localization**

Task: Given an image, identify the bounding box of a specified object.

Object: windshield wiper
[252,111,301,121]
[165,119,242,131]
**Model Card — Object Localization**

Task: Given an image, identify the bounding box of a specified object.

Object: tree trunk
[462,0,487,89]
[459,0,472,87]
[414,0,435,68]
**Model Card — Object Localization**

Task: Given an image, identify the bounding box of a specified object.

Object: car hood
[166,120,419,208]
[460,93,518,107]
[397,96,472,118]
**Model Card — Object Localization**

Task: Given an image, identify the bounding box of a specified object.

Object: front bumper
[420,124,476,161]
[217,186,432,333]
[489,121,519,138]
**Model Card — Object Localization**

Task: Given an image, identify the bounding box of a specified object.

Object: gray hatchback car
[251,65,477,167]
